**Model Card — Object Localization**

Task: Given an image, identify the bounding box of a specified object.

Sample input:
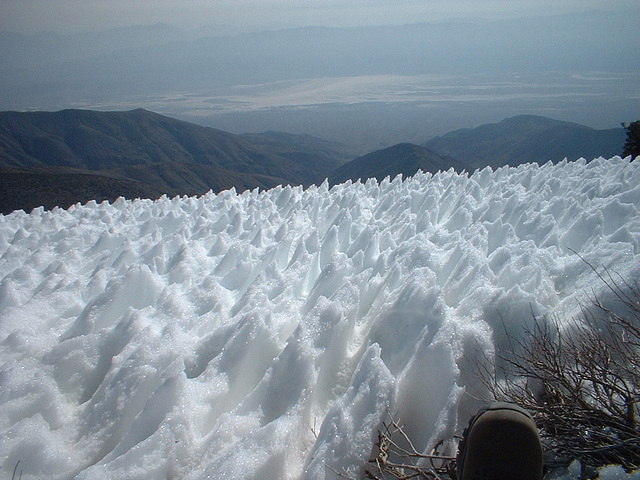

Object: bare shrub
[480,267,640,471]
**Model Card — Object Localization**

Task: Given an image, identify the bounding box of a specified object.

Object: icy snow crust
[0,157,639,479]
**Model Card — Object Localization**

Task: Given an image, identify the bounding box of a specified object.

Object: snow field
[0,157,639,479]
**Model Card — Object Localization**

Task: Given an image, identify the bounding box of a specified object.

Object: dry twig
[362,412,456,480]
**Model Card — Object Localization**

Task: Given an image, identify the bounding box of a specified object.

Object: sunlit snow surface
[1,157,639,479]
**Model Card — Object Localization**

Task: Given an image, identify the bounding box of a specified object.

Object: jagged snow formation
[1,157,639,479]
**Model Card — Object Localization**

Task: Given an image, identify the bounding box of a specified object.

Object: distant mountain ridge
[329,143,465,186]
[0,108,347,178]
[425,115,626,169]
[0,108,349,214]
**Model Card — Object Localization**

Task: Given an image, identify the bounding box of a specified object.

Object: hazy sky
[1,0,638,34]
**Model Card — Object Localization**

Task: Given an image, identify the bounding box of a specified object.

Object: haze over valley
[1,4,639,154]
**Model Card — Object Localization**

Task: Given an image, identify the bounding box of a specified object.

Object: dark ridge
[425,115,626,170]
[329,143,465,186]
[0,108,349,214]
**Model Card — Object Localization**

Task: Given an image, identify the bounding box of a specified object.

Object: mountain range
[425,115,626,170]
[329,143,465,186]
[0,109,352,213]
[0,109,628,214]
